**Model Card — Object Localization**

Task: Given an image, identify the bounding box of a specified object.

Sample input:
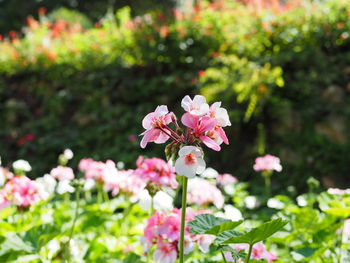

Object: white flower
[209,102,231,127]
[296,195,307,207]
[0,167,5,187]
[56,180,75,194]
[84,178,96,191]
[201,167,219,178]
[138,190,174,211]
[244,196,260,209]
[197,234,215,253]
[181,95,209,116]
[63,149,74,160]
[223,205,243,221]
[47,239,60,259]
[36,174,57,195]
[267,198,285,209]
[13,159,32,172]
[174,146,206,178]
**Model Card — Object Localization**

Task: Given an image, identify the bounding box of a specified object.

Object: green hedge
[1,0,350,192]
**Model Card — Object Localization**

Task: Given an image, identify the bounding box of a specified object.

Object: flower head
[181,95,209,116]
[13,159,32,172]
[253,155,282,172]
[50,166,74,181]
[140,105,173,148]
[187,178,224,208]
[174,146,206,178]
[209,102,231,127]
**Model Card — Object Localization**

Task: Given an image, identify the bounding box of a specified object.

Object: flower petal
[199,116,217,133]
[175,157,197,178]
[200,136,221,151]
[181,113,199,130]
[217,127,229,145]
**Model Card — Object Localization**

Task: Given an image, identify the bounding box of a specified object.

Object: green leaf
[188,214,243,235]
[221,245,246,260]
[217,218,287,245]
[0,234,34,256]
[123,253,141,263]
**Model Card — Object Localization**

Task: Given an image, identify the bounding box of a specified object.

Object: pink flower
[196,234,215,253]
[135,156,178,188]
[50,166,74,181]
[216,173,238,186]
[229,242,277,263]
[181,113,223,151]
[140,105,173,148]
[187,178,224,208]
[79,158,118,184]
[343,218,350,237]
[181,95,209,116]
[174,146,206,178]
[153,241,177,263]
[327,188,350,195]
[253,155,282,172]
[0,191,10,210]
[158,214,181,242]
[2,176,49,207]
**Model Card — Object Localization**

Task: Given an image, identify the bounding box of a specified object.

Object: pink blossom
[50,166,74,181]
[228,242,277,263]
[140,105,173,148]
[181,113,221,151]
[216,173,238,186]
[0,191,10,210]
[343,218,350,237]
[2,176,49,207]
[327,188,350,195]
[153,240,177,263]
[209,102,231,127]
[253,155,282,172]
[187,178,224,208]
[78,158,118,184]
[196,234,215,253]
[135,156,178,188]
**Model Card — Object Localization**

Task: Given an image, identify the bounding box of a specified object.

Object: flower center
[184,153,197,165]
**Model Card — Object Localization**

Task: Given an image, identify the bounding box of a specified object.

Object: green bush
[1,0,350,192]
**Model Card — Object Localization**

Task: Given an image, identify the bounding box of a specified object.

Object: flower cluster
[187,178,224,209]
[142,208,215,263]
[253,154,282,172]
[225,242,277,263]
[78,158,118,185]
[135,156,178,189]
[0,176,49,208]
[140,95,231,178]
[216,173,238,186]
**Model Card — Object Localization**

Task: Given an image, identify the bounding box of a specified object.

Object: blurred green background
[0,0,349,194]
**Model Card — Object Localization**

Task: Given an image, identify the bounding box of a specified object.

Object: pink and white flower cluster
[253,154,282,172]
[216,173,238,186]
[135,156,178,189]
[187,178,224,209]
[140,95,231,178]
[50,166,75,181]
[78,158,118,184]
[225,242,277,263]
[327,188,350,195]
[0,176,49,208]
[142,208,215,263]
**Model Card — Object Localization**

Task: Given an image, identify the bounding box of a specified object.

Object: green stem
[179,176,188,263]
[150,196,154,215]
[97,182,103,204]
[220,250,228,263]
[263,171,271,196]
[66,187,80,261]
[338,222,344,263]
[246,244,253,263]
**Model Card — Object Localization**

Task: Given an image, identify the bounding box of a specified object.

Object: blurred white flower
[41,209,54,223]
[0,167,5,187]
[13,159,32,172]
[56,180,75,194]
[83,178,96,191]
[117,161,125,169]
[296,195,307,207]
[63,149,74,160]
[223,184,235,195]
[244,196,260,210]
[138,190,173,211]
[267,198,285,209]
[47,239,60,259]
[223,205,243,221]
[36,174,57,195]
[201,167,219,178]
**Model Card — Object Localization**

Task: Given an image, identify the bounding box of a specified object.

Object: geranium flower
[253,155,282,172]
[209,102,231,127]
[12,159,32,172]
[50,166,74,181]
[153,241,177,263]
[140,105,173,148]
[187,178,224,208]
[181,95,209,116]
[174,146,206,178]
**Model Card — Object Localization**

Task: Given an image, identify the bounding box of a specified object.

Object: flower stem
[150,196,154,215]
[179,176,188,263]
[220,250,228,263]
[246,244,253,263]
[263,171,271,196]
[66,187,80,261]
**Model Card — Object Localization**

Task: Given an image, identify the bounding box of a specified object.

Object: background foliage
[1,0,350,193]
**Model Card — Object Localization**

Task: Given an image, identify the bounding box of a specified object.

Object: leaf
[217,218,287,245]
[123,253,141,263]
[295,247,318,258]
[0,234,34,256]
[188,214,243,235]
[221,245,246,260]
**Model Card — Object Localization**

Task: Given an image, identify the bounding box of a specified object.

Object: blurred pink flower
[135,156,178,188]
[327,188,350,195]
[253,154,282,172]
[187,178,224,209]
[153,240,177,263]
[226,242,277,263]
[2,176,49,207]
[0,191,10,210]
[216,173,238,186]
[50,166,74,181]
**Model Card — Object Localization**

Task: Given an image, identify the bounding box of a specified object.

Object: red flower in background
[17,134,35,146]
